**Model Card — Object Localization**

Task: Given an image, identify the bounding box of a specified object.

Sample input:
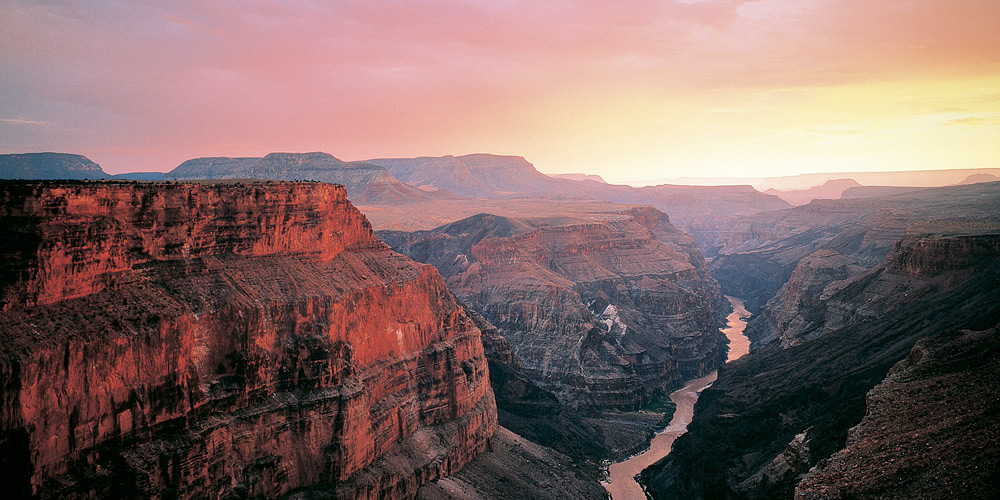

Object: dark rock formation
[165,152,460,204]
[795,325,1000,500]
[745,249,864,348]
[366,154,789,258]
[0,180,496,499]
[640,226,1000,500]
[711,181,1000,314]
[379,207,727,411]
[0,153,109,180]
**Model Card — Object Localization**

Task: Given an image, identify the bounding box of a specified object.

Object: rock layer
[380,207,727,410]
[0,180,497,499]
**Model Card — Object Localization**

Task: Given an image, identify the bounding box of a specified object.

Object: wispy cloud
[1,118,45,125]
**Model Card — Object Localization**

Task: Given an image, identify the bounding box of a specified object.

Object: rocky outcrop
[165,152,459,205]
[0,153,109,180]
[0,180,496,499]
[641,226,1000,500]
[380,207,727,411]
[745,249,864,348]
[711,181,1000,314]
[795,325,1000,500]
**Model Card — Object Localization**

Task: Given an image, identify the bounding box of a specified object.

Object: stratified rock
[0,180,496,500]
[641,226,1000,500]
[165,152,459,204]
[795,326,1000,500]
[745,249,864,348]
[0,153,109,180]
[380,207,727,411]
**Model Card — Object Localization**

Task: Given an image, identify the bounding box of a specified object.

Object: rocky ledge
[0,181,497,499]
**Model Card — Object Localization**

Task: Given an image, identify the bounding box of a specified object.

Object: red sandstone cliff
[0,180,497,499]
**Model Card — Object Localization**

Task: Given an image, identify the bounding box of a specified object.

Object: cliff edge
[0,180,497,499]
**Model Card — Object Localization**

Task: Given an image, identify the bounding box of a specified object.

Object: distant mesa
[165,151,462,204]
[764,178,861,206]
[366,154,559,198]
[0,152,109,180]
[959,173,1000,185]
[550,173,608,183]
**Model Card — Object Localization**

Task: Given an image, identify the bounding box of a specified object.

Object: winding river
[603,296,751,500]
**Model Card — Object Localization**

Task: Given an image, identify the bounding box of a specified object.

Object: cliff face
[641,226,1000,500]
[795,325,1000,500]
[0,181,497,499]
[380,207,727,411]
[745,249,864,348]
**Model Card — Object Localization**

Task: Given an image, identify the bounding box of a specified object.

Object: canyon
[378,207,729,412]
[0,180,497,499]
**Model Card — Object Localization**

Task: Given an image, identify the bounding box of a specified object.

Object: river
[603,296,751,500]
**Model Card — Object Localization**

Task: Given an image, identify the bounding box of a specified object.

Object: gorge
[604,296,751,500]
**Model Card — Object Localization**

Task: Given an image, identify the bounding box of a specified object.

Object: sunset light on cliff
[2,0,998,182]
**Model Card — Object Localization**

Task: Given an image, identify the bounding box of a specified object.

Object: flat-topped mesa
[0,180,383,308]
[0,180,496,499]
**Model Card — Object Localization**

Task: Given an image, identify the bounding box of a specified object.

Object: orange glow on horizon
[1,1,998,181]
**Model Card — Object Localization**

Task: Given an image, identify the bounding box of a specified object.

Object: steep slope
[0,153,109,180]
[379,207,727,411]
[712,181,1000,313]
[165,152,457,204]
[0,180,496,500]
[795,325,1000,500]
[641,226,1000,500]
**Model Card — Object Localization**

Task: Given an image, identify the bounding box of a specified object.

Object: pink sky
[2,1,998,182]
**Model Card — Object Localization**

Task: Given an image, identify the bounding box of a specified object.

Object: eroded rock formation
[380,207,727,411]
[0,180,496,499]
[641,226,1000,500]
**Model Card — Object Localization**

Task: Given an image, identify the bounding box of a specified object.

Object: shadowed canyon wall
[641,225,1000,500]
[380,207,728,411]
[0,181,497,499]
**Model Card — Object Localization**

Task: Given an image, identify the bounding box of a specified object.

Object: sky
[1,0,999,183]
